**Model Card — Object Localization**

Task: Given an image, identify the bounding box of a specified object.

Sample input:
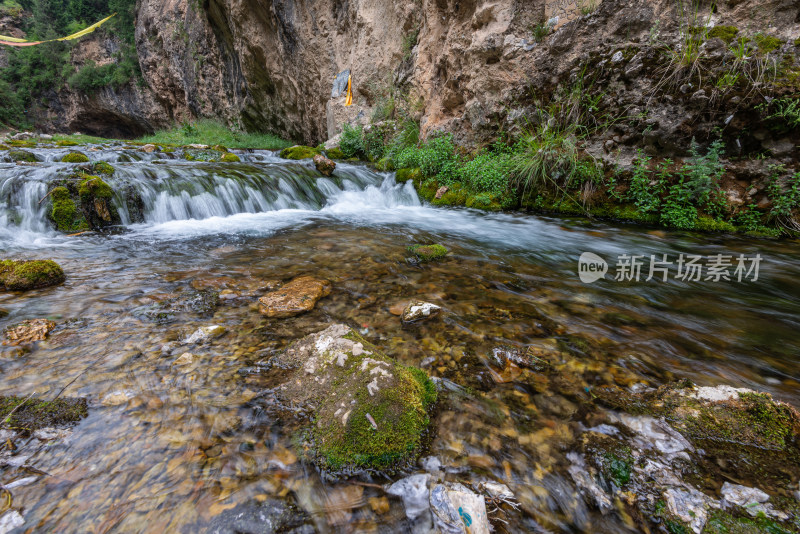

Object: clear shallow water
[1,149,799,532]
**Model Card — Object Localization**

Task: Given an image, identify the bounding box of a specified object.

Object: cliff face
[29,0,800,153]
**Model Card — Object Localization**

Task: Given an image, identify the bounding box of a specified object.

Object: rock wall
[545,0,589,28]
[25,0,800,156]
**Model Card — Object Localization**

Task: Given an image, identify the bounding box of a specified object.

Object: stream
[1,147,799,533]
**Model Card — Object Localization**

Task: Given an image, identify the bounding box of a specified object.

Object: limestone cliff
[26,0,800,157]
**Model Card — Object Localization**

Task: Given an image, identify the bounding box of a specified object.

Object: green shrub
[339,124,365,159]
[683,139,725,205]
[661,179,697,229]
[138,120,290,150]
[460,150,513,196]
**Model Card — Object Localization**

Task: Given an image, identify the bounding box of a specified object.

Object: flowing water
[1,147,799,533]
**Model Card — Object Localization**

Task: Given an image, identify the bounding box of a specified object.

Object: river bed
[1,148,799,532]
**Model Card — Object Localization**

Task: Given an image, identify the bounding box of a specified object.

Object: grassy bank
[136,120,292,150]
[311,118,800,238]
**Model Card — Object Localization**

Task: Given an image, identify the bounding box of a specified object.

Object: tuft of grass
[530,22,551,43]
[137,120,291,150]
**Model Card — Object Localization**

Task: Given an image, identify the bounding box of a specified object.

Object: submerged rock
[401,301,441,324]
[0,260,65,291]
[4,150,38,163]
[134,290,220,323]
[408,244,448,263]
[0,395,87,431]
[313,153,336,176]
[386,474,490,534]
[3,319,56,345]
[183,325,226,344]
[258,276,331,318]
[275,324,436,474]
[575,383,800,533]
[0,511,25,532]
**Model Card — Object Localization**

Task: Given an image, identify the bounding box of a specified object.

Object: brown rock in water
[3,319,56,345]
[313,154,336,177]
[258,276,331,318]
[140,144,158,153]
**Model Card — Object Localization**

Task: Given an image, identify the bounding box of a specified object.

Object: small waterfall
[0,147,419,245]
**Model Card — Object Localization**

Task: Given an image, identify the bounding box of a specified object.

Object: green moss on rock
[326,148,345,160]
[61,152,89,163]
[279,145,321,160]
[276,324,436,474]
[466,192,503,211]
[704,509,794,534]
[7,139,36,148]
[49,187,86,232]
[375,157,395,171]
[79,175,113,200]
[92,161,115,175]
[432,183,469,206]
[707,25,739,44]
[395,168,422,183]
[0,395,87,431]
[0,259,65,291]
[220,152,241,162]
[694,215,736,232]
[594,383,800,487]
[752,33,783,54]
[408,244,448,263]
[7,149,38,162]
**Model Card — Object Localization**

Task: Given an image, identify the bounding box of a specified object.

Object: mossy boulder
[408,244,448,263]
[92,161,115,175]
[220,152,241,163]
[279,145,321,160]
[56,139,78,147]
[61,152,89,163]
[49,186,86,232]
[395,168,421,183]
[325,148,345,160]
[374,157,395,171]
[6,149,39,163]
[431,183,468,206]
[0,395,87,432]
[275,324,436,474]
[0,260,65,291]
[78,175,120,230]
